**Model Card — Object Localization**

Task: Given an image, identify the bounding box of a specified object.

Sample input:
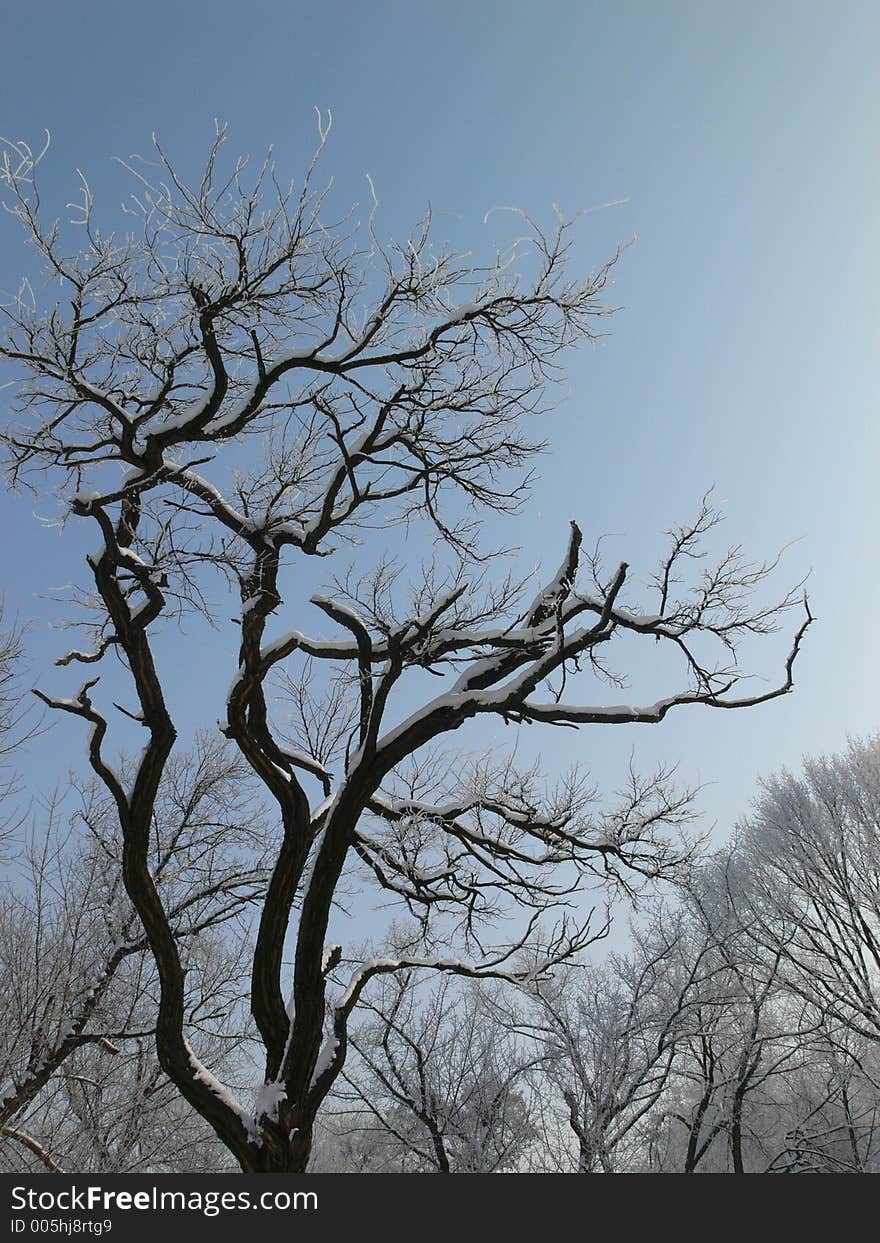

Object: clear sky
[1,1,878,863]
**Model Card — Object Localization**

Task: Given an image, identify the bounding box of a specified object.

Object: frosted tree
[326,974,537,1173]
[649,861,813,1174]
[643,745,880,1173]
[0,603,35,848]
[0,122,810,1171]
[0,737,264,1172]
[761,1035,880,1173]
[737,736,880,1049]
[504,913,710,1173]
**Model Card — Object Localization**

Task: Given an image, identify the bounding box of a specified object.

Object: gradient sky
[1,0,879,877]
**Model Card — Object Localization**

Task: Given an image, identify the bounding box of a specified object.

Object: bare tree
[622,849,826,1175]
[0,602,37,848]
[326,974,536,1173]
[668,735,880,1173]
[0,950,243,1175]
[761,1028,880,1173]
[0,123,810,1172]
[736,736,880,1050]
[0,735,264,1170]
[507,910,711,1173]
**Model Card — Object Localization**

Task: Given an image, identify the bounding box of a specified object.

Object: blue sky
[1,0,879,863]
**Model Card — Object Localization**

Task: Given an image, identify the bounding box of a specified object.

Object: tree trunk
[730,1096,745,1174]
[240,1124,313,1173]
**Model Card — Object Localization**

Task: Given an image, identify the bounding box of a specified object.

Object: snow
[171,466,250,530]
[275,343,331,364]
[200,396,253,435]
[118,548,147,568]
[184,1040,255,1132]
[311,793,337,825]
[55,1018,77,1044]
[226,664,246,705]
[370,672,685,763]
[311,595,369,631]
[283,747,321,768]
[373,697,469,755]
[309,1034,340,1089]
[373,792,470,821]
[265,520,308,544]
[338,960,397,1010]
[321,944,341,974]
[58,648,99,665]
[258,631,305,663]
[611,604,681,633]
[516,541,581,629]
[254,1080,287,1122]
[278,747,331,783]
[147,394,211,437]
[396,586,468,645]
[505,695,681,723]
[440,299,480,325]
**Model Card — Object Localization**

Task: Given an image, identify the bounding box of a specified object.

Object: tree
[736,736,880,1050]
[508,912,708,1173]
[0,736,264,1172]
[324,973,536,1173]
[1,954,242,1175]
[761,1031,880,1173]
[678,734,880,1173]
[651,859,816,1174]
[0,602,36,849]
[0,122,810,1172]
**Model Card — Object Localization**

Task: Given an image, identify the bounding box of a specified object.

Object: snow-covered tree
[506,911,713,1173]
[761,1031,880,1173]
[0,123,810,1172]
[737,736,880,1049]
[648,861,813,1174]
